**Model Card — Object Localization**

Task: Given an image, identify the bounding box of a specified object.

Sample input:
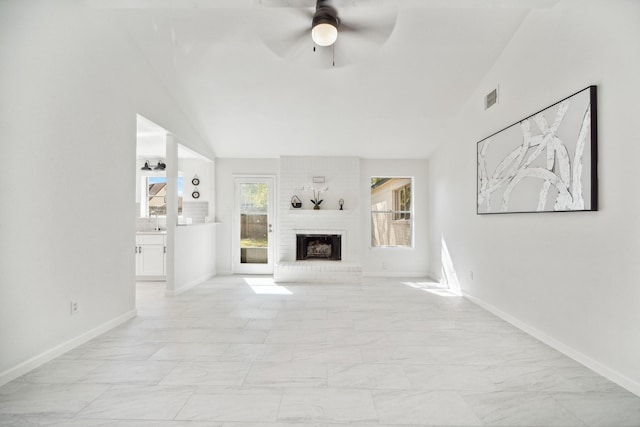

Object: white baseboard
[136,275,166,281]
[166,273,215,296]
[0,309,137,387]
[363,271,430,278]
[464,292,640,397]
[216,270,233,276]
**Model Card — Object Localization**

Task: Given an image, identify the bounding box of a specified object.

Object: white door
[233,176,276,274]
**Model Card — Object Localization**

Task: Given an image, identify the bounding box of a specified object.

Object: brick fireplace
[275,156,362,283]
[296,233,342,261]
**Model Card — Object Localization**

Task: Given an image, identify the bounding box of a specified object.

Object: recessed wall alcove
[296,233,342,261]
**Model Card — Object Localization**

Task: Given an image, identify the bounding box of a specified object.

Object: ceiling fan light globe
[312,23,338,47]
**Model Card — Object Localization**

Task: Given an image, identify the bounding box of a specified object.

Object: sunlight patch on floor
[441,236,462,296]
[243,277,293,295]
[401,280,460,297]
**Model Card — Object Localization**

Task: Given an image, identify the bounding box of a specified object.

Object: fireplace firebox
[296,234,341,261]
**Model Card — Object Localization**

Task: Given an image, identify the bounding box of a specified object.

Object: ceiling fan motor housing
[312,0,339,46]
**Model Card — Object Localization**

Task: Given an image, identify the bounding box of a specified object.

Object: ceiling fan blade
[327,0,390,7]
[338,5,396,44]
[256,0,397,69]
[263,27,312,59]
[289,6,315,20]
[258,0,315,7]
[340,23,393,44]
[255,7,313,58]
[259,0,386,7]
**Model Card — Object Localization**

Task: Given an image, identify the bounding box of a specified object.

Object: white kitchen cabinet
[135,233,166,277]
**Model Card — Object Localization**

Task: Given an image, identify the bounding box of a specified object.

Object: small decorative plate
[191,176,200,186]
[192,189,200,199]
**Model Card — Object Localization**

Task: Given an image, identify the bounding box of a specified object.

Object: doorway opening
[233,176,276,274]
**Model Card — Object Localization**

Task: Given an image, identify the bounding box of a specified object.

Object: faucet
[150,213,161,231]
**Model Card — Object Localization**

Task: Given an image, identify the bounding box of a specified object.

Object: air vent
[485,88,498,110]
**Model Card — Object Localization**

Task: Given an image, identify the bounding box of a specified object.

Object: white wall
[427,0,640,394]
[172,159,216,295]
[180,158,213,204]
[174,224,217,295]
[0,0,210,384]
[215,158,279,274]
[362,159,429,276]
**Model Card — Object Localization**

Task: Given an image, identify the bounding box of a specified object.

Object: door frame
[232,175,277,275]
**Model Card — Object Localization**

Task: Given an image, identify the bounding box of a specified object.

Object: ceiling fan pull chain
[332,44,335,67]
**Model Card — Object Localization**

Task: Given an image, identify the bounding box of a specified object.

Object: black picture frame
[477,85,598,214]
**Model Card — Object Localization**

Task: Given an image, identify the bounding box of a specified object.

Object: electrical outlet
[70,301,79,315]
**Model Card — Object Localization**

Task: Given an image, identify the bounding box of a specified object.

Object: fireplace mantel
[287,209,352,214]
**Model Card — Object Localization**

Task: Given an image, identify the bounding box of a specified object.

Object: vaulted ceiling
[100,0,559,159]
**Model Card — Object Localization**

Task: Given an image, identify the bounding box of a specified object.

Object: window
[393,183,411,221]
[142,176,183,217]
[371,177,413,247]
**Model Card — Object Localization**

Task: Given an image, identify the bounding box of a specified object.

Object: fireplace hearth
[296,234,342,261]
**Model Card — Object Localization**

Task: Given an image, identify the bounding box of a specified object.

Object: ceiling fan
[311,0,340,47]
[256,0,397,68]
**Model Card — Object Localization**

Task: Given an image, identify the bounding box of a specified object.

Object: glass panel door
[234,177,275,274]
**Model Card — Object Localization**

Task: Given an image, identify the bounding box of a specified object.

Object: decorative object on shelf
[303,185,328,210]
[477,85,597,214]
[141,161,152,171]
[339,198,344,210]
[192,187,200,199]
[291,195,302,208]
[191,175,200,186]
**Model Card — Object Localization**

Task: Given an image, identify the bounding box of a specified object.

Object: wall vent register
[485,87,498,110]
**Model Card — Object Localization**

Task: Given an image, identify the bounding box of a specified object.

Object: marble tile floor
[1,276,640,427]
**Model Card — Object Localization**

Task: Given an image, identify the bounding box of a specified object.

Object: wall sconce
[140,160,166,171]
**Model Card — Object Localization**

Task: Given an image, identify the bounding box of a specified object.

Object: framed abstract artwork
[477,86,598,214]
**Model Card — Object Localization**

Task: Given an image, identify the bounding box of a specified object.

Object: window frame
[370,177,414,248]
[140,174,184,218]
[393,183,411,221]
